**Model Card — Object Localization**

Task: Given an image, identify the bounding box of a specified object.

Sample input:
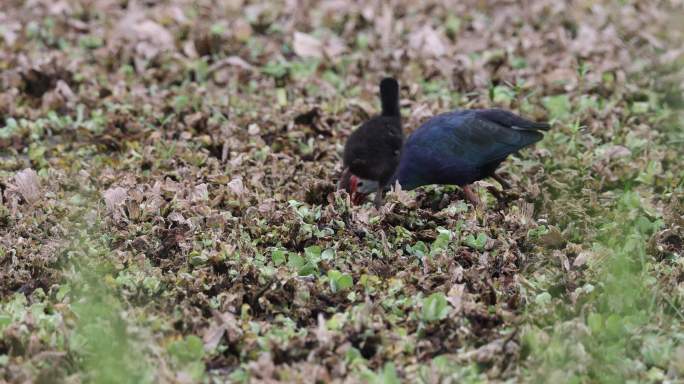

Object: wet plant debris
[0,0,683,383]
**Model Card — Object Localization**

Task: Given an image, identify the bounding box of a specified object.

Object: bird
[337,77,403,208]
[342,104,550,207]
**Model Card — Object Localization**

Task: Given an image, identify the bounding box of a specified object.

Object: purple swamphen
[339,78,550,207]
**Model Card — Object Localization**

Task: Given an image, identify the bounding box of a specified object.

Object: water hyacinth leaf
[167,335,206,381]
[605,314,624,339]
[361,362,401,384]
[463,233,487,251]
[298,262,318,276]
[421,292,450,322]
[167,335,205,363]
[407,241,429,259]
[534,292,552,306]
[491,85,515,104]
[287,252,317,276]
[0,1,679,382]
[0,315,11,330]
[321,248,335,261]
[430,227,453,256]
[328,269,353,293]
[304,245,323,264]
[287,254,306,270]
[271,248,287,266]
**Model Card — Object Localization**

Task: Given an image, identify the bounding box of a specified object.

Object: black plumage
[340,78,403,207]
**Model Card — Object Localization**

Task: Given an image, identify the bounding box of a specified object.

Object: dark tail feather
[521,130,545,146]
[379,77,400,117]
[476,108,551,131]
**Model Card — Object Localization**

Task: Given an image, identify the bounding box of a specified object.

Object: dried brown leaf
[293,31,323,59]
[13,168,41,204]
[409,26,448,58]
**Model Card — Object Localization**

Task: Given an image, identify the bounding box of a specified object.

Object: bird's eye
[357,181,364,187]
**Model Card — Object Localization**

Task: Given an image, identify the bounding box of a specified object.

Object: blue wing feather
[395,109,546,189]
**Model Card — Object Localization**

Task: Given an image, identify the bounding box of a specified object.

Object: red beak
[349,175,364,205]
[338,169,365,205]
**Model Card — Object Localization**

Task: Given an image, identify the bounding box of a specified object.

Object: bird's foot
[489,173,520,208]
[491,173,511,190]
[485,185,512,209]
[487,186,504,201]
[462,185,481,207]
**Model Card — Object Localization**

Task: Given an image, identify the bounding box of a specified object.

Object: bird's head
[337,168,379,205]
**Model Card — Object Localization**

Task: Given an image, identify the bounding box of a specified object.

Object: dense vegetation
[0,0,682,382]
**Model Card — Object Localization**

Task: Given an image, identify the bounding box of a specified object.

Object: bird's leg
[462,185,481,207]
[490,172,518,207]
[373,184,385,209]
[491,173,511,189]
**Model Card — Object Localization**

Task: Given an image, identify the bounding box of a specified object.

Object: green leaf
[328,270,353,293]
[491,85,515,104]
[321,248,335,261]
[587,312,603,333]
[345,347,365,365]
[183,361,206,381]
[407,241,429,258]
[534,292,552,306]
[276,87,287,106]
[287,254,306,269]
[304,245,322,262]
[356,34,369,49]
[421,292,450,322]
[271,249,287,266]
[210,23,225,35]
[167,335,204,364]
[298,262,317,276]
[290,58,320,79]
[631,101,649,114]
[288,252,318,276]
[511,56,527,69]
[0,118,19,139]
[79,35,103,49]
[174,95,190,112]
[361,362,401,384]
[445,15,461,37]
[0,315,10,331]
[337,275,353,290]
[189,251,208,266]
[262,60,289,78]
[543,94,571,120]
[463,233,487,251]
[527,225,549,240]
[605,314,623,339]
[430,227,453,256]
[193,59,210,83]
[379,362,401,384]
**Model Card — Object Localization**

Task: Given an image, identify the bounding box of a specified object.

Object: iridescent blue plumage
[393,109,549,190]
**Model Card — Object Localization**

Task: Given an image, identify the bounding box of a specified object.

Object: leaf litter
[0,0,683,382]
